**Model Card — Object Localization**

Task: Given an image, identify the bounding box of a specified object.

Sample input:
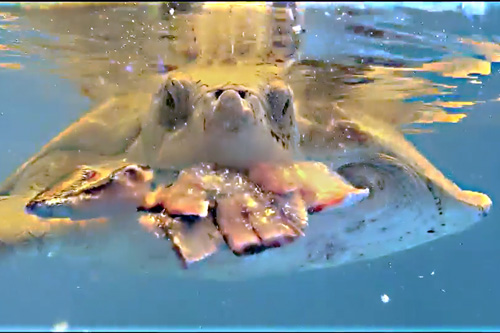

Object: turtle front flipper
[341,109,492,216]
[297,103,491,225]
[0,195,57,246]
[5,163,154,259]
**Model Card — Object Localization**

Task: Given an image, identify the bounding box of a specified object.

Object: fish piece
[275,191,309,231]
[166,215,224,267]
[243,192,303,247]
[143,164,316,262]
[249,161,369,213]
[215,196,262,255]
[248,163,299,194]
[294,162,369,213]
[153,174,210,217]
[142,212,224,267]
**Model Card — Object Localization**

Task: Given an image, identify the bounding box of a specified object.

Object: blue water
[0,2,499,331]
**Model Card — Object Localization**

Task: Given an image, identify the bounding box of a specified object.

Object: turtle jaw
[25,199,75,219]
[25,165,154,220]
[25,183,117,220]
[26,182,148,220]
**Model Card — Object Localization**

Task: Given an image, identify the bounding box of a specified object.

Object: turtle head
[144,72,299,169]
[188,78,300,168]
[200,78,297,143]
[25,164,153,220]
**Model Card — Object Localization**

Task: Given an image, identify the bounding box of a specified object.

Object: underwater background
[0,2,499,331]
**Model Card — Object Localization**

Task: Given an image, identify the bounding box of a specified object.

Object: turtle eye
[122,166,141,182]
[265,90,292,125]
[158,79,192,131]
[263,83,296,148]
[281,99,290,119]
[82,169,98,181]
[165,91,175,109]
[124,167,137,178]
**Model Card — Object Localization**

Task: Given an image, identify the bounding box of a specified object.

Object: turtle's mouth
[25,164,154,220]
[26,199,80,219]
[25,182,112,219]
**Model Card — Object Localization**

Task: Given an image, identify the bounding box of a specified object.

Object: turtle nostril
[214,89,224,99]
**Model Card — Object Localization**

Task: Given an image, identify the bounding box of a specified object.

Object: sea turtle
[0,3,492,279]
